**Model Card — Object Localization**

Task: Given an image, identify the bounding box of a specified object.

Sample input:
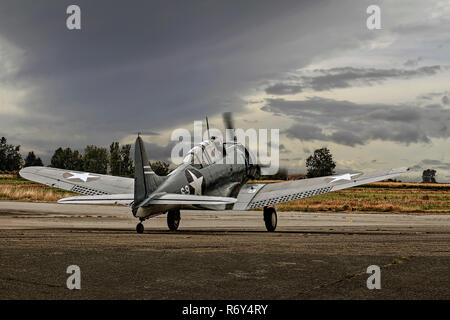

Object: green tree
[24,151,44,167]
[109,142,133,177]
[50,147,66,169]
[70,150,84,171]
[422,169,437,183]
[109,142,121,176]
[306,147,336,178]
[0,137,23,172]
[50,147,83,170]
[120,144,134,177]
[84,145,108,174]
[150,160,170,176]
[0,137,6,170]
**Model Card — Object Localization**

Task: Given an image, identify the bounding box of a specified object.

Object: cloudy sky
[0,0,449,181]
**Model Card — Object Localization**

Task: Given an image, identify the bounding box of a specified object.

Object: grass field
[276,185,449,214]
[0,174,76,202]
[0,174,449,213]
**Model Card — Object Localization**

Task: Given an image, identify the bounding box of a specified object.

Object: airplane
[19,114,409,233]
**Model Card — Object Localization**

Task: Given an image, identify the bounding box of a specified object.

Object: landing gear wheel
[263,207,277,232]
[167,210,181,231]
[136,222,144,234]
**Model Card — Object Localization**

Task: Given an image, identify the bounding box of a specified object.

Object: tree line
[50,144,170,176]
[0,136,442,182]
[0,137,24,172]
[0,137,135,177]
[50,143,134,177]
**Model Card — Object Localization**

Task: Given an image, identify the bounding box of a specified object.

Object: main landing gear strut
[263,206,277,232]
[135,210,181,234]
[167,209,181,231]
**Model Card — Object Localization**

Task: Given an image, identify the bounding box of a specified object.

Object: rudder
[134,136,163,206]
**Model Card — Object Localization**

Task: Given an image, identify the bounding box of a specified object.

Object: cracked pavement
[0,202,449,299]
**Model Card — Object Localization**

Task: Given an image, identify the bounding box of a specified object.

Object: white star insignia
[187,170,203,195]
[328,173,360,184]
[66,172,98,182]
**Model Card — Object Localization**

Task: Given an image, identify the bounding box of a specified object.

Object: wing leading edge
[234,167,409,210]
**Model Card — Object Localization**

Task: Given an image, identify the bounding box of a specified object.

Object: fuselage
[135,140,259,218]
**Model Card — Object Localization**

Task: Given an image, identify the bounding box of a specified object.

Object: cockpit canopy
[183,138,224,167]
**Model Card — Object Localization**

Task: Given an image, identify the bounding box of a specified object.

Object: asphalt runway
[0,201,449,299]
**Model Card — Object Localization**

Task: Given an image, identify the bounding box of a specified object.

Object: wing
[234,167,409,210]
[19,166,133,196]
[58,193,236,206]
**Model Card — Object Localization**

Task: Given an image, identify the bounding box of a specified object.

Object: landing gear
[136,222,144,234]
[167,210,181,231]
[263,206,277,232]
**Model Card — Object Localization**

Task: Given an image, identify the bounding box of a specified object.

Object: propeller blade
[222,112,236,142]
[222,112,234,130]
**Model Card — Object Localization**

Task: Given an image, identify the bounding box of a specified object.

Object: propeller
[222,112,236,142]
[222,112,234,130]
[220,112,280,178]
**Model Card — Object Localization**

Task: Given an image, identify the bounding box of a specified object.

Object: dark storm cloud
[391,20,448,37]
[263,97,450,146]
[404,57,422,67]
[417,91,450,103]
[285,124,364,146]
[307,66,442,91]
[329,130,365,146]
[0,0,379,154]
[411,159,450,171]
[264,66,442,94]
[265,83,303,95]
[285,124,327,141]
[144,141,177,162]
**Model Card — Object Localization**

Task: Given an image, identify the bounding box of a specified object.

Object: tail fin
[134,136,164,205]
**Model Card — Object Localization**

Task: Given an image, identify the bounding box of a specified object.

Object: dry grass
[247,180,449,214]
[0,174,17,179]
[0,176,448,213]
[0,184,76,202]
[364,181,450,190]
[250,179,450,188]
[276,187,449,214]
[0,175,76,202]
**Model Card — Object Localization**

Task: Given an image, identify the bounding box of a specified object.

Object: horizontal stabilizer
[139,193,237,206]
[58,194,134,205]
[57,193,236,207]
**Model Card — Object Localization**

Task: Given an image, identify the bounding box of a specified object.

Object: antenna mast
[205,116,211,140]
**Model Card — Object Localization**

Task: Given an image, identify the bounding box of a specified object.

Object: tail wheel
[167,210,181,231]
[263,207,277,232]
[136,222,144,234]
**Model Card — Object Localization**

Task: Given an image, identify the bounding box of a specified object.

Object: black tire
[167,210,181,231]
[136,222,144,234]
[263,207,277,232]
